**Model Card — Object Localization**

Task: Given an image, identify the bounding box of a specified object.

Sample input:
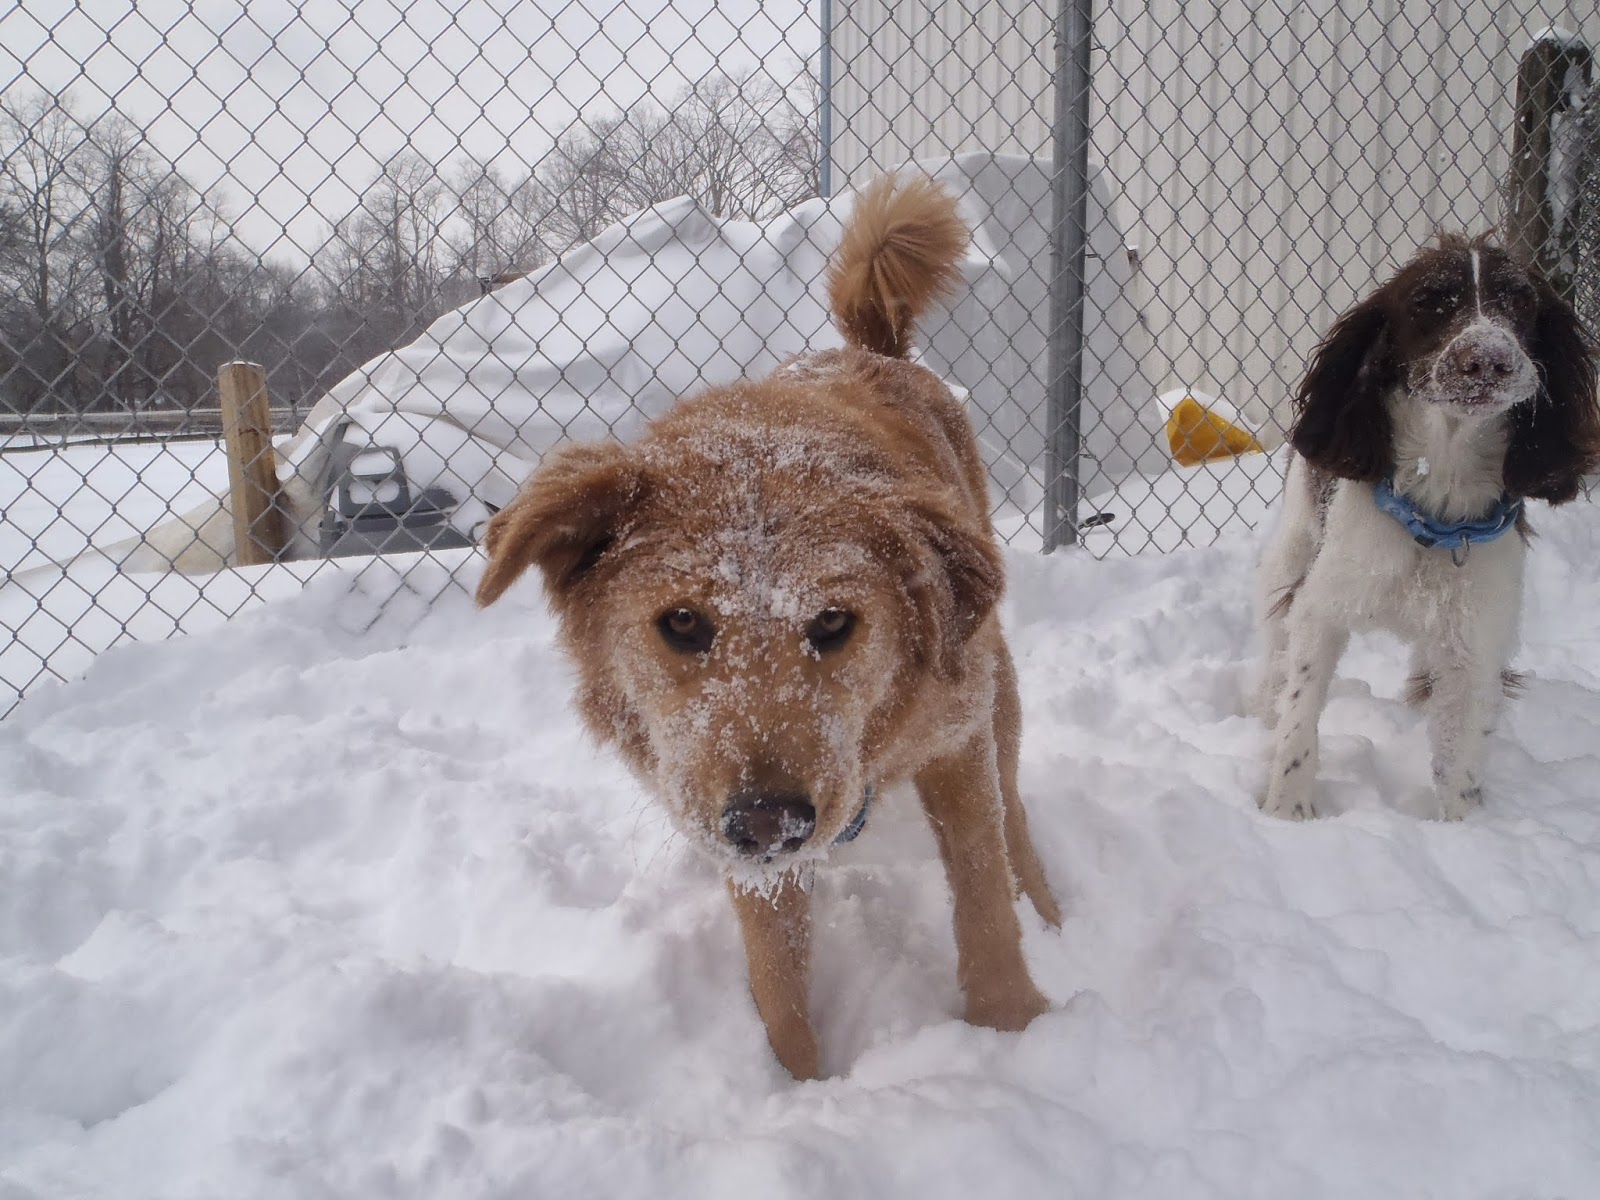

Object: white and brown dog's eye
[1498,279,1538,321]
[1410,286,1456,314]
[805,608,856,653]
[657,608,714,653]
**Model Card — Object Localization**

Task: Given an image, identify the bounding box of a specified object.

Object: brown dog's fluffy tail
[827,174,968,359]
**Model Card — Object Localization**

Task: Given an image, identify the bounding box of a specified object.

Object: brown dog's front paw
[965,979,1050,1033]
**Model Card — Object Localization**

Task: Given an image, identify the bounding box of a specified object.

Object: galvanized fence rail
[1,1,1597,712]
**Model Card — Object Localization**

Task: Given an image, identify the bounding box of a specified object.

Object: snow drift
[6,496,1600,1196]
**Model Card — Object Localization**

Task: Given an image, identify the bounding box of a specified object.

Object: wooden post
[217,361,287,566]
[1506,34,1594,296]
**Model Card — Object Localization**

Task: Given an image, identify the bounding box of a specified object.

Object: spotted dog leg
[1261,617,1348,820]
[1424,649,1508,821]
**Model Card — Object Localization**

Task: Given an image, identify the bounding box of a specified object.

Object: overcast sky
[1,0,820,259]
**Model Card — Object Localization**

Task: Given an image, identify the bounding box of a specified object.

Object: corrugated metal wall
[829,1,1600,440]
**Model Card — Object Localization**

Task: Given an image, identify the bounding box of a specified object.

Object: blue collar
[834,785,874,844]
[1372,477,1522,556]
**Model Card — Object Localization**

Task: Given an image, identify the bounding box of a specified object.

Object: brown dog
[476,174,1060,1078]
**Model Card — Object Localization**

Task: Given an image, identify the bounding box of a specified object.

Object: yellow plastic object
[1165,395,1265,466]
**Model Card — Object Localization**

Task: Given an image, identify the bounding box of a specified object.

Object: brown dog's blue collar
[834,785,874,844]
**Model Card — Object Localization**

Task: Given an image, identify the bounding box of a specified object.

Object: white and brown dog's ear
[476,441,647,608]
[1289,294,1397,481]
[901,494,1004,680]
[1502,275,1600,504]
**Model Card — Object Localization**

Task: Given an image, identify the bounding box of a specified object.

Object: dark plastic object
[318,419,473,557]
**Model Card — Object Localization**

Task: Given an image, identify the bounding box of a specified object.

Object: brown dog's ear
[1502,276,1600,504]
[902,496,1004,680]
[476,441,645,608]
[1289,296,1397,481]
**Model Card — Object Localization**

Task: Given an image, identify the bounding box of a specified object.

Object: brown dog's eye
[657,608,713,654]
[805,608,856,654]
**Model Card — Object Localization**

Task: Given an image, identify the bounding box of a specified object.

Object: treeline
[0,72,818,418]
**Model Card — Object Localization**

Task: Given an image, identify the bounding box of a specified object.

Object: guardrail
[0,408,300,448]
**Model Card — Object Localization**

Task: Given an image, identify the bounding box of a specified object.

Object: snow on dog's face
[475,417,999,872]
[1390,243,1540,413]
[1288,233,1600,502]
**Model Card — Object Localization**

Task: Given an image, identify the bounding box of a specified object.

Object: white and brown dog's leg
[1254,459,1323,726]
[1261,613,1348,820]
[728,875,818,1079]
[1423,650,1502,820]
[916,731,1050,1032]
[1422,619,1516,821]
[1420,556,1521,820]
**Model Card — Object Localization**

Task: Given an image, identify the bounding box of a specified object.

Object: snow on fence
[1,2,1598,711]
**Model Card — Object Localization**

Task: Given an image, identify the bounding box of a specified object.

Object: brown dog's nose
[721,791,816,857]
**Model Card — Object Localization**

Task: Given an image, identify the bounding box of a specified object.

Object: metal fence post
[1044,0,1093,553]
[820,0,834,199]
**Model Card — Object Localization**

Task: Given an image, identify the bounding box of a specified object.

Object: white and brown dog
[477,176,1060,1078]
[1256,234,1600,821]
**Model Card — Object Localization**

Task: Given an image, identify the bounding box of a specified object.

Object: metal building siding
[830,0,1600,432]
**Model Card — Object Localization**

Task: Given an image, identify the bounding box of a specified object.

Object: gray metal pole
[819,0,833,198]
[1044,0,1093,552]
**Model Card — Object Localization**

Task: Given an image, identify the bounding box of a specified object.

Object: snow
[0,440,323,701]
[1525,25,1590,54]
[6,492,1600,1197]
[0,440,227,577]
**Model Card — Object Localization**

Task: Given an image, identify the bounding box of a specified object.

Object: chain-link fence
[2,0,1598,712]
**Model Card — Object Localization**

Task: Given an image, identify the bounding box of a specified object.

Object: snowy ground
[0,440,307,704]
[0,439,227,577]
[0,434,1275,707]
[5,491,1600,1197]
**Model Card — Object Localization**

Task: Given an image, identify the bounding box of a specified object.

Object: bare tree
[533,70,821,256]
[535,113,639,250]
[324,153,451,323]
[0,93,93,323]
[0,61,822,420]
[81,115,228,410]
[641,73,819,219]
[0,88,337,416]
[89,125,142,409]
[0,92,96,411]
[773,63,824,204]
[447,158,552,287]
[0,196,17,255]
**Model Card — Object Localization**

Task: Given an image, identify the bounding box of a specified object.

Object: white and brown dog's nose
[721,791,816,857]
[1448,331,1517,380]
